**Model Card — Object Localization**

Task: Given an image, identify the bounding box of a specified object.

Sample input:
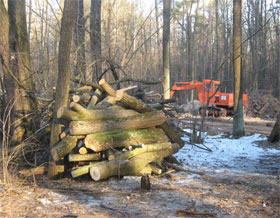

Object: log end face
[115,90,124,101]
[99,78,106,86]
[90,167,101,181]
[50,148,59,162]
[57,107,64,119]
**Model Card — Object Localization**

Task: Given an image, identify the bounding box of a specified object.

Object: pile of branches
[247,89,280,119]
[49,79,184,181]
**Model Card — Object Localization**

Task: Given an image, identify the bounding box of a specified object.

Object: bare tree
[73,0,86,79]
[90,0,102,80]
[48,0,75,179]
[163,0,171,99]
[232,0,245,138]
[8,0,38,143]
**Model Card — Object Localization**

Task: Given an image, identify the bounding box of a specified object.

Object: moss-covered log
[89,143,180,181]
[87,88,102,109]
[85,128,168,152]
[51,135,84,161]
[71,161,106,178]
[115,91,185,147]
[57,103,138,121]
[68,153,101,162]
[69,110,166,135]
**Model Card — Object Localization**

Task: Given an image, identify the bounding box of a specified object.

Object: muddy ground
[0,115,279,218]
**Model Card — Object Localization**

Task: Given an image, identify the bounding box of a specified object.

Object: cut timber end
[79,147,88,154]
[99,79,116,97]
[90,167,100,181]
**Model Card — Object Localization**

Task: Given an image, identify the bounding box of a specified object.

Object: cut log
[69,110,166,135]
[70,86,93,93]
[99,78,117,97]
[85,128,168,152]
[95,96,117,108]
[60,130,69,139]
[58,103,138,121]
[87,88,102,109]
[68,153,101,162]
[71,161,106,178]
[19,165,46,177]
[115,90,185,147]
[258,103,270,115]
[115,90,153,112]
[147,164,162,175]
[72,93,91,103]
[79,147,88,154]
[51,135,84,161]
[57,107,82,120]
[89,143,180,181]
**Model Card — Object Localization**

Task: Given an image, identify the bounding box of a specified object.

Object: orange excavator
[170,79,248,116]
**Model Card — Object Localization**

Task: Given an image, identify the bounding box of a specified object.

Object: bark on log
[71,161,106,178]
[258,103,270,115]
[19,165,46,177]
[87,88,102,109]
[95,96,117,108]
[85,128,168,152]
[51,135,84,161]
[99,78,116,97]
[72,93,91,103]
[68,153,101,162]
[89,143,179,181]
[70,86,93,93]
[57,103,138,121]
[69,110,166,135]
[115,91,185,147]
[57,107,82,120]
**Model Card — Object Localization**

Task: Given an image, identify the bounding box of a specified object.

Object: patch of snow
[176,132,280,175]
[39,198,52,204]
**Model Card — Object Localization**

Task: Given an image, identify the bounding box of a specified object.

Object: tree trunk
[48,0,75,179]
[0,0,14,110]
[74,0,86,79]
[69,110,166,135]
[162,0,171,99]
[90,0,102,80]
[85,128,168,152]
[232,0,245,138]
[8,0,37,143]
[268,113,280,143]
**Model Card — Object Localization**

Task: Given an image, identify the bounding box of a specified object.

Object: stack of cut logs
[50,79,185,181]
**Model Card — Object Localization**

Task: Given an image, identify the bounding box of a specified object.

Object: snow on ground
[176,131,280,175]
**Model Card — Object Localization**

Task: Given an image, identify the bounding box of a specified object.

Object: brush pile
[247,89,280,118]
[50,79,185,181]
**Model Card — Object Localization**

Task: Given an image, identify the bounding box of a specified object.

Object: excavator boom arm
[170,82,203,98]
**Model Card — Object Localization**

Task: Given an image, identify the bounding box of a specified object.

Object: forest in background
[21,0,280,100]
[0,0,280,179]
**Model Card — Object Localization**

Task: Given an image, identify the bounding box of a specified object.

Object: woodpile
[51,79,184,181]
[247,90,280,118]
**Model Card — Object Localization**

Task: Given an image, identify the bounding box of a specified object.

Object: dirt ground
[0,115,279,218]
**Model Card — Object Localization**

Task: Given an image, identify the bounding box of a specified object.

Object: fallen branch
[176,209,217,217]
